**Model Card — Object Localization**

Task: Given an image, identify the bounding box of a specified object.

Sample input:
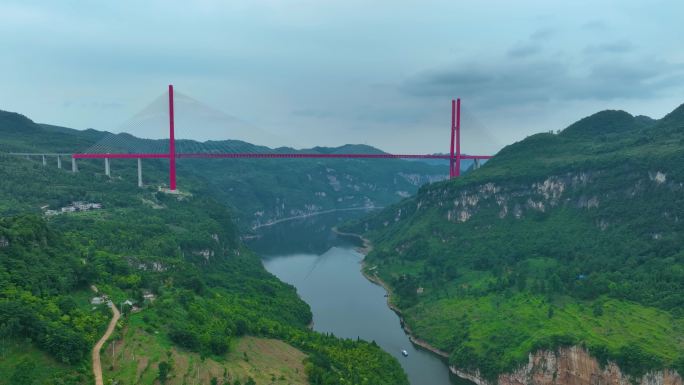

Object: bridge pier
[104,158,110,177]
[72,157,78,173]
[137,158,143,187]
[57,155,62,169]
[42,155,46,166]
[474,158,481,170]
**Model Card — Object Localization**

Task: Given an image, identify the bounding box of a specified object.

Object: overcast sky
[1,0,683,154]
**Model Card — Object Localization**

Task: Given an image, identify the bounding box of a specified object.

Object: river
[248,212,465,385]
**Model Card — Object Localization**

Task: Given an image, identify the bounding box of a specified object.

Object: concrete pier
[474,158,481,170]
[105,158,110,177]
[72,157,78,173]
[57,156,62,169]
[137,158,143,187]
[42,155,46,166]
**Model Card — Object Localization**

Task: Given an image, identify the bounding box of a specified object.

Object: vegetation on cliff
[343,104,684,380]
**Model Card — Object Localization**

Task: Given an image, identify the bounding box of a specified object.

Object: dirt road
[92,299,120,385]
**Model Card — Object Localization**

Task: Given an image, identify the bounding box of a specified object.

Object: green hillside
[342,104,684,380]
[0,111,409,384]
[0,109,446,228]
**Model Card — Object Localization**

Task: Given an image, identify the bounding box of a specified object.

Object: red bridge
[72,85,492,190]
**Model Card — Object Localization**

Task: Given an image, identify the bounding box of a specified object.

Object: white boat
[401,349,408,357]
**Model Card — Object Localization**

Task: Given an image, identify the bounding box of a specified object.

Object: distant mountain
[342,104,684,384]
[0,108,447,228]
[0,110,107,153]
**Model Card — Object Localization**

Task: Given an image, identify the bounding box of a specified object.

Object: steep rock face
[453,347,682,385]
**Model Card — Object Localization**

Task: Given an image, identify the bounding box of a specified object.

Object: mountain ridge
[0,107,449,228]
[342,102,684,383]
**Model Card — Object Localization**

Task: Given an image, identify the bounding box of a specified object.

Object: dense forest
[0,110,409,384]
[343,105,684,380]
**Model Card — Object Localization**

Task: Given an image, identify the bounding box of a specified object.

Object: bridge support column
[72,157,78,173]
[57,156,62,169]
[105,158,110,177]
[474,158,480,170]
[42,155,46,166]
[137,158,143,188]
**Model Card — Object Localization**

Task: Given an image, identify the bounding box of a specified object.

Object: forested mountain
[0,110,410,384]
[0,109,447,228]
[342,104,684,383]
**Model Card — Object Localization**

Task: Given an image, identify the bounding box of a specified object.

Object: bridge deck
[72,153,492,160]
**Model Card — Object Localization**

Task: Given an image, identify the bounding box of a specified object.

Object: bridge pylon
[449,99,461,178]
[71,86,492,190]
[168,84,176,190]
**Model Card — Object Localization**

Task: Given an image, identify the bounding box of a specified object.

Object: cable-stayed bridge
[16,85,493,190]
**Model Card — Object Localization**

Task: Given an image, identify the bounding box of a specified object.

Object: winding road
[92,297,120,385]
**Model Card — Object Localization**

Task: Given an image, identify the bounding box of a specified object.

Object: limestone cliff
[452,346,682,385]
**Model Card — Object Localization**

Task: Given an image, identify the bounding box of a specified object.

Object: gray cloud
[583,41,634,55]
[292,106,429,125]
[291,109,335,119]
[353,107,428,125]
[508,44,543,58]
[582,20,609,31]
[401,57,684,108]
[530,27,555,41]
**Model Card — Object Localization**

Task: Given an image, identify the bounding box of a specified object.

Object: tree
[158,361,171,384]
[592,302,604,317]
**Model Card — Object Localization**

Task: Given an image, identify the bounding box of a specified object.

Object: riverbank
[334,229,454,362]
[256,217,458,385]
[334,229,482,384]
[331,227,373,254]
[363,265,452,359]
[341,233,684,385]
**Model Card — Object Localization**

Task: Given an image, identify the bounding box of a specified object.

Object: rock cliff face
[453,346,682,385]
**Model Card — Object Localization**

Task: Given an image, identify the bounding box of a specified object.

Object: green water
[249,212,467,385]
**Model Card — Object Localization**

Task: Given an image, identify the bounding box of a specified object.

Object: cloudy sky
[1,0,683,154]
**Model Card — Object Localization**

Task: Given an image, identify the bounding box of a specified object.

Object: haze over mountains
[0,107,448,228]
[115,90,286,147]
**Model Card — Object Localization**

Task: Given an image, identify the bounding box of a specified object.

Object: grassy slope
[103,313,309,385]
[0,342,90,385]
[346,105,684,379]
